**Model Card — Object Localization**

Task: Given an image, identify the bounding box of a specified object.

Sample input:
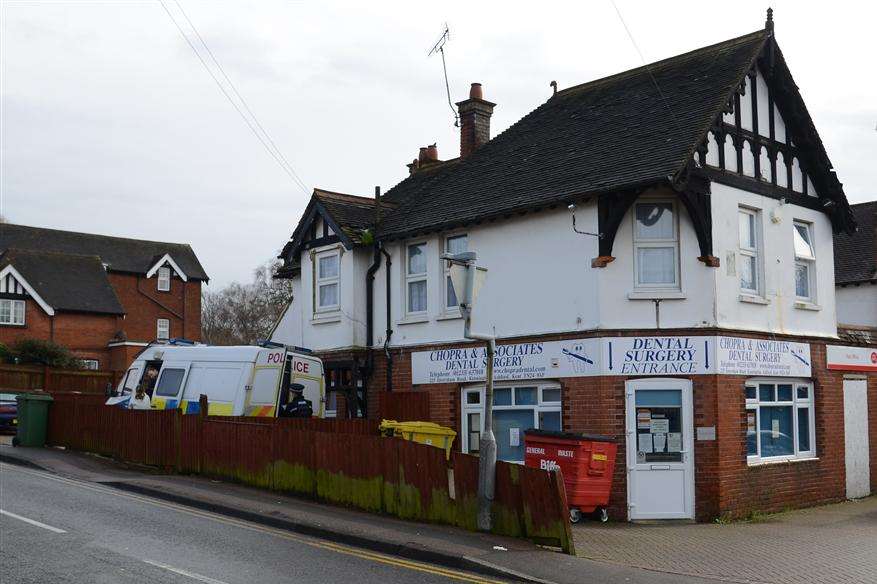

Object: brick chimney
[456,83,496,159]
[407,143,441,174]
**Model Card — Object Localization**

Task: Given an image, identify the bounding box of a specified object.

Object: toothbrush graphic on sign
[791,349,810,366]
[562,346,593,373]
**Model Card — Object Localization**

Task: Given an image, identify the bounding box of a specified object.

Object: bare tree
[201,258,294,345]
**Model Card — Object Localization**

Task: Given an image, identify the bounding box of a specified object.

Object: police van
[111,342,326,418]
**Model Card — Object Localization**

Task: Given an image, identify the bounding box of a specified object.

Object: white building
[272,12,874,521]
[834,201,877,343]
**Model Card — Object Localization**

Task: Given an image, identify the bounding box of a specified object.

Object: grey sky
[1,0,874,287]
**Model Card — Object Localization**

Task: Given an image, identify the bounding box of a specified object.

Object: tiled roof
[378,30,770,238]
[0,223,209,281]
[313,189,379,244]
[834,201,876,285]
[1,248,125,315]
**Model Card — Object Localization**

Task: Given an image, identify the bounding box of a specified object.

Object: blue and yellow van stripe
[150,397,233,416]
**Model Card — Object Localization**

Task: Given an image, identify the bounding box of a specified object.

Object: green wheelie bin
[13,392,53,447]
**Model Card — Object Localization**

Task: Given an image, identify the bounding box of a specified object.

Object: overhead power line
[158,0,309,195]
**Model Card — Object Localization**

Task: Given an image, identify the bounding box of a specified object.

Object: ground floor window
[745,378,815,463]
[461,382,561,462]
[79,359,100,370]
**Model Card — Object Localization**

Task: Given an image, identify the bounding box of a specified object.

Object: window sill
[436,312,463,321]
[739,294,770,305]
[747,456,819,467]
[794,301,822,311]
[627,291,686,300]
[311,313,341,325]
[0,323,26,328]
[397,315,429,326]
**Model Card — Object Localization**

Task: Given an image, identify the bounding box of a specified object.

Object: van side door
[151,361,190,411]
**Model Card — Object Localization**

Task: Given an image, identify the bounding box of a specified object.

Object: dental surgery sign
[411,338,601,384]
[411,335,812,383]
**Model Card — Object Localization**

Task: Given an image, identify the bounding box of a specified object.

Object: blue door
[495,409,535,461]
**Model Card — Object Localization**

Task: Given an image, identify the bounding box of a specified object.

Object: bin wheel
[569,508,582,523]
[599,508,609,523]
[12,436,20,447]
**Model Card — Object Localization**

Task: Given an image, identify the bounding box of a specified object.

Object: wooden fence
[46,394,573,553]
[377,391,431,421]
[0,365,114,394]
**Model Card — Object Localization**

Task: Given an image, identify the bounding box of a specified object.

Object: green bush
[0,343,13,364]
[9,339,79,368]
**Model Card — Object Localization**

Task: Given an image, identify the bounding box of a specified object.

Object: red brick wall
[353,330,876,522]
[107,272,202,342]
[0,299,121,370]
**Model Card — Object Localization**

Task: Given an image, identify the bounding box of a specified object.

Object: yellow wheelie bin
[379,420,457,459]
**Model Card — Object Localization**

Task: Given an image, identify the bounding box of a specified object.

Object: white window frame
[157,318,170,341]
[632,200,680,290]
[792,221,816,303]
[157,266,171,292]
[0,299,25,325]
[405,241,428,316]
[745,378,815,465]
[442,233,468,314]
[461,382,562,462]
[738,207,762,297]
[80,359,99,370]
[314,249,341,313]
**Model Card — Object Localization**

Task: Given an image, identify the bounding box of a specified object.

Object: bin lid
[16,392,54,402]
[380,419,456,437]
[523,428,614,443]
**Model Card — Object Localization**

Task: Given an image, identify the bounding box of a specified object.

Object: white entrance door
[843,377,871,499]
[626,378,694,520]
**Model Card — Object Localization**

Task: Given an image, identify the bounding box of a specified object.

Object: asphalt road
[0,464,507,584]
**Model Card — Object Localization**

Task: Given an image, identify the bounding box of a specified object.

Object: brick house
[271,13,875,521]
[0,224,208,376]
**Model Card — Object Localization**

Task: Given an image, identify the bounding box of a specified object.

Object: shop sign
[603,336,712,375]
[826,345,877,372]
[410,338,601,384]
[715,336,811,377]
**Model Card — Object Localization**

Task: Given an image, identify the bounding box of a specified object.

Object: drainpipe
[381,246,393,392]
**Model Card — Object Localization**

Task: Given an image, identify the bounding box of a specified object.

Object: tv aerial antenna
[427,24,459,127]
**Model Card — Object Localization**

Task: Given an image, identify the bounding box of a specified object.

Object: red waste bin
[524,429,618,523]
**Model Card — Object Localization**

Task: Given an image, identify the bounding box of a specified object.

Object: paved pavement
[574,498,877,584]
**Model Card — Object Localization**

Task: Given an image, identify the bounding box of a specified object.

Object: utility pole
[442,251,495,532]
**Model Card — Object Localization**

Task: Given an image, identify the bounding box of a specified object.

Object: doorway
[843,377,871,499]
[625,378,694,520]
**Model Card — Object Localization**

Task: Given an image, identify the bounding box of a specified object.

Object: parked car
[0,393,18,433]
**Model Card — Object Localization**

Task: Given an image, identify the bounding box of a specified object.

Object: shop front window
[745,379,814,463]
[461,383,561,463]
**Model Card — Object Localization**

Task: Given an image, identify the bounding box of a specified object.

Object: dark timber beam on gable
[593,171,718,269]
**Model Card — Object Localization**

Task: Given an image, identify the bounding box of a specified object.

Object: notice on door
[667,432,682,452]
[650,418,670,434]
[653,433,667,453]
[637,433,653,453]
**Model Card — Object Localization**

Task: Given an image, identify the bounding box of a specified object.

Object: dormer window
[633,201,679,290]
[157,267,171,292]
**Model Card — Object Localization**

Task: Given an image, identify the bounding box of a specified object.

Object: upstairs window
[315,251,340,312]
[0,299,25,325]
[738,208,761,295]
[793,221,816,302]
[633,202,679,289]
[444,234,468,310]
[406,242,428,314]
[157,318,170,341]
[157,266,171,292]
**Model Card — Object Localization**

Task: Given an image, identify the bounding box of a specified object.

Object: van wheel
[569,508,582,523]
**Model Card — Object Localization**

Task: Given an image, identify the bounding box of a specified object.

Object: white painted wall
[271,242,368,351]
[836,285,877,328]
[711,182,837,337]
[272,186,840,351]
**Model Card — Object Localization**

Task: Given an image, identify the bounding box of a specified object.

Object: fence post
[43,365,51,391]
[174,408,182,472]
[199,394,209,418]
[549,470,575,555]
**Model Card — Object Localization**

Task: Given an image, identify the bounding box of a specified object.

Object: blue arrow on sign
[704,340,710,370]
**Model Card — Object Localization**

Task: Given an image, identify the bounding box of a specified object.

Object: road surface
[0,463,506,583]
